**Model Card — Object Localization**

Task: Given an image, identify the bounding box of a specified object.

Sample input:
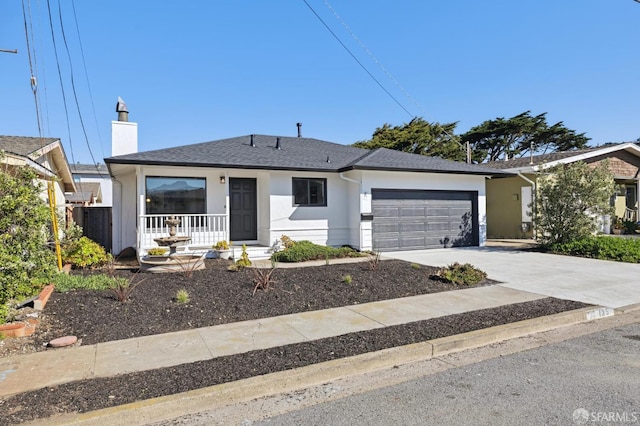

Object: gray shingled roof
[106,134,512,176]
[484,146,614,170]
[0,136,59,157]
[70,163,109,175]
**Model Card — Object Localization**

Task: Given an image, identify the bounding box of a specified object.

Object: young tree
[534,161,615,245]
[461,111,590,163]
[0,161,57,321]
[353,117,466,161]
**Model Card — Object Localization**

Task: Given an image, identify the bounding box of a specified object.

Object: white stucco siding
[112,171,137,254]
[74,175,114,206]
[360,170,488,249]
[268,171,352,247]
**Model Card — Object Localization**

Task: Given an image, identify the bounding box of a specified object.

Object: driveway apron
[383,247,640,309]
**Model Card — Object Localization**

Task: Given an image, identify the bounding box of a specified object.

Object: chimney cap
[116,96,128,113]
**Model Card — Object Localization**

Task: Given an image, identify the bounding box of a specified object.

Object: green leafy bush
[0,164,57,322]
[549,236,640,263]
[50,273,120,292]
[271,240,362,263]
[235,244,252,269]
[433,262,487,286]
[62,236,111,268]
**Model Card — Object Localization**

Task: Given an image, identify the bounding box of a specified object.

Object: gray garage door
[372,189,478,251]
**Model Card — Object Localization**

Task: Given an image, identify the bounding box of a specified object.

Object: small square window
[292,178,327,206]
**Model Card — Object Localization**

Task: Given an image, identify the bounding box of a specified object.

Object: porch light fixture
[219,176,225,184]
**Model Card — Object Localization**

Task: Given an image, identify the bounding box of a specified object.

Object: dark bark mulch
[0,258,590,424]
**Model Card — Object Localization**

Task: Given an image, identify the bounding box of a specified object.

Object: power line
[21,0,43,138]
[45,0,76,165]
[71,0,108,169]
[322,0,427,118]
[56,0,99,168]
[301,0,414,118]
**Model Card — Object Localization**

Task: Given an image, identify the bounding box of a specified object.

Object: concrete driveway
[383,247,640,309]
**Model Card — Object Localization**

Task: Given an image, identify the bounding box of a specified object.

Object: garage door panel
[371,189,478,251]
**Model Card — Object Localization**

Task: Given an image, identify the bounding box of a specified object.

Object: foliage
[271,240,363,263]
[622,219,638,234]
[147,247,168,256]
[110,274,144,303]
[461,111,590,163]
[367,251,381,270]
[0,163,57,322]
[252,267,277,295]
[535,162,615,245]
[353,117,465,161]
[50,273,119,292]
[433,262,487,286]
[175,289,190,304]
[342,274,353,284]
[549,236,640,263]
[280,234,296,249]
[235,244,252,269]
[214,240,231,250]
[62,236,111,268]
[410,263,422,269]
[174,254,204,278]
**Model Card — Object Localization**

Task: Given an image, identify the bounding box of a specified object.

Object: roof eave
[339,164,514,177]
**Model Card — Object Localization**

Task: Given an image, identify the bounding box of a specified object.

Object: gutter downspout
[517,172,536,239]
[339,172,363,250]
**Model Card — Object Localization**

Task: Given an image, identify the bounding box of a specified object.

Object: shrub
[280,234,295,249]
[367,251,381,270]
[549,236,640,263]
[175,289,190,304]
[147,247,168,256]
[342,274,353,284]
[0,163,57,322]
[252,267,277,295]
[110,274,144,303]
[50,273,117,292]
[214,240,231,250]
[271,240,362,263]
[410,263,422,269]
[433,262,487,285]
[235,244,252,269]
[62,236,111,268]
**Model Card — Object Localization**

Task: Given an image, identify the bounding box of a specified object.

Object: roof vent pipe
[326,155,330,163]
[250,134,255,147]
[116,96,129,122]
[296,122,302,137]
[276,137,281,150]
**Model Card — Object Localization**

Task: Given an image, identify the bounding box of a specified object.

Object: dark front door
[230,178,257,241]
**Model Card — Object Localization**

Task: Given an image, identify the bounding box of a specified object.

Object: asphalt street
[255,322,640,426]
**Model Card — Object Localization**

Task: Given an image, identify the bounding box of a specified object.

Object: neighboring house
[485,143,640,239]
[0,135,76,225]
[105,119,511,257]
[65,182,102,206]
[69,163,112,206]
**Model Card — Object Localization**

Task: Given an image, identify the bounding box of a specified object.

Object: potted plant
[612,217,624,235]
[213,240,232,259]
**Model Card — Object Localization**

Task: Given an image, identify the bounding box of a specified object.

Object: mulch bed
[0,258,590,424]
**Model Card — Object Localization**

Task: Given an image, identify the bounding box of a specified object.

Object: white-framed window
[292,177,327,206]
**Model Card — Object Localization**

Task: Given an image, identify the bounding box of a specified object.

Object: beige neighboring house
[485,142,640,239]
[0,135,76,223]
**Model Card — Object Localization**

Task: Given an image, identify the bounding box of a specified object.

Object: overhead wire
[301,0,414,119]
[45,0,76,165]
[322,0,427,118]
[56,0,99,169]
[71,0,108,172]
[21,0,43,138]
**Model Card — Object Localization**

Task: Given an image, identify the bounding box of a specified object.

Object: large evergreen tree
[461,111,590,163]
[353,117,466,162]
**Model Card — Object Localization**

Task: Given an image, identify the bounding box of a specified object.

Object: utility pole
[0,48,18,54]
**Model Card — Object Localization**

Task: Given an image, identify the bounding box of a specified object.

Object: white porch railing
[624,207,638,222]
[139,214,227,252]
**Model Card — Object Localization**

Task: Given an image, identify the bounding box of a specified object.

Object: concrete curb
[37,305,617,426]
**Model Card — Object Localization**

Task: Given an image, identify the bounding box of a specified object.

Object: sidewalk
[0,284,547,398]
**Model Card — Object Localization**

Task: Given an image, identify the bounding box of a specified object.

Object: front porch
[138,213,273,260]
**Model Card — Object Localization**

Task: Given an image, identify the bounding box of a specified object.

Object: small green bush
[146,247,168,256]
[235,244,252,269]
[410,263,421,269]
[342,274,353,284]
[549,236,640,263]
[271,240,362,263]
[434,262,487,286]
[50,273,120,292]
[175,289,190,304]
[62,236,111,268]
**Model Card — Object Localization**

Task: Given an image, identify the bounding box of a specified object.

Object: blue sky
[2,1,639,165]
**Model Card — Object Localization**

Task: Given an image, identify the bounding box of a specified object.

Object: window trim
[292,177,327,207]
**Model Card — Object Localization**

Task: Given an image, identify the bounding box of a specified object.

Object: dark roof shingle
[0,136,59,157]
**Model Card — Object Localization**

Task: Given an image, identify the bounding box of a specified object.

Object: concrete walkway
[0,285,545,398]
